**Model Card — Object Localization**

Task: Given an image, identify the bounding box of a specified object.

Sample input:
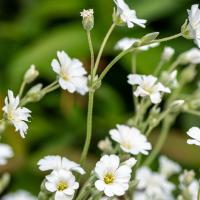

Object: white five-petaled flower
[187,4,200,48]
[115,38,159,51]
[2,90,31,138]
[136,167,175,200]
[159,156,181,178]
[51,51,88,95]
[0,143,14,165]
[128,74,171,104]
[109,124,152,155]
[38,155,85,175]
[45,169,79,200]
[186,127,200,146]
[114,0,147,28]
[180,48,200,64]
[2,190,37,200]
[95,154,134,197]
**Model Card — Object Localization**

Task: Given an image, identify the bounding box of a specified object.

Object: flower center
[123,142,133,150]
[60,71,69,81]
[57,182,68,191]
[104,173,115,184]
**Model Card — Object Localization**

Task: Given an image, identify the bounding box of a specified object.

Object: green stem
[143,118,171,166]
[93,23,116,75]
[184,109,200,117]
[168,58,180,72]
[87,31,95,75]
[154,60,164,76]
[80,91,94,166]
[153,33,182,43]
[18,81,26,98]
[99,47,133,81]
[198,180,200,200]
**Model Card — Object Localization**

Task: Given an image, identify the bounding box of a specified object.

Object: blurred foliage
[0,0,199,195]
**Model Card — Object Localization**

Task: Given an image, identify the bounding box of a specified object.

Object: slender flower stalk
[80,91,94,166]
[93,23,116,76]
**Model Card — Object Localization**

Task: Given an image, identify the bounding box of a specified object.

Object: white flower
[161,47,175,61]
[115,38,159,51]
[109,124,152,155]
[180,48,200,64]
[186,127,200,146]
[0,143,13,165]
[128,74,171,104]
[159,156,181,178]
[122,157,137,167]
[136,167,175,200]
[38,155,85,175]
[187,4,200,48]
[51,51,88,95]
[45,169,79,200]
[95,154,133,197]
[24,65,39,84]
[114,0,147,28]
[2,90,31,138]
[2,190,37,200]
[188,180,199,200]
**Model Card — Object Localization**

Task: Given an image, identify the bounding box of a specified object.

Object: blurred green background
[0,0,199,196]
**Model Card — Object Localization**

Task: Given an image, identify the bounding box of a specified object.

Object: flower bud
[141,32,159,44]
[179,48,200,65]
[98,137,113,153]
[170,100,185,110]
[26,84,44,103]
[179,170,195,186]
[24,65,39,84]
[80,9,94,31]
[0,173,10,194]
[161,47,175,61]
[180,65,196,84]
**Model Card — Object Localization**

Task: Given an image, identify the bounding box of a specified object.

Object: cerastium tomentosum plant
[1,1,200,200]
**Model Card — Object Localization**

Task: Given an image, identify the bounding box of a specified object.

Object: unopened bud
[80,9,94,31]
[24,65,39,84]
[162,47,175,61]
[141,32,159,44]
[179,170,195,186]
[98,137,113,153]
[180,65,196,84]
[0,173,10,194]
[26,84,44,102]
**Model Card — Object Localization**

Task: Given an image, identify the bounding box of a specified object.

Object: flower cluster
[38,155,85,200]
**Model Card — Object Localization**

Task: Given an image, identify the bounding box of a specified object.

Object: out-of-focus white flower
[38,155,85,175]
[161,47,175,61]
[45,169,79,200]
[122,157,137,167]
[188,180,199,200]
[115,38,159,51]
[187,4,200,48]
[2,90,31,138]
[114,0,147,28]
[110,125,151,155]
[98,137,113,152]
[180,48,200,64]
[24,65,39,84]
[51,51,88,95]
[161,70,178,89]
[159,156,181,178]
[95,154,133,197]
[0,144,13,165]
[186,127,200,146]
[2,190,37,200]
[136,167,175,200]
[128,74,171,104]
